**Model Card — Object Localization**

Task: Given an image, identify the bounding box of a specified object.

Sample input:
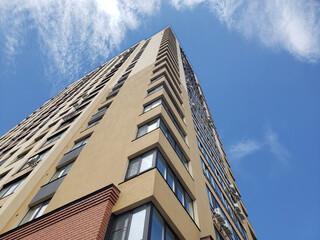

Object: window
[155,151,194,219]
[125,149,194,218]
[148,84,164,96]
[159,120,188,169]
[136,119,160,138]
[143,99,162,113]
[126,149,156,179]
[0,176,26,199]
[42,129,67,147]
[19,200,50,225]
[57,115,78,129]
[15,150,30,162]
[150,74,165,83]
[71,136,90,150]
[87,119,101,128]
[19,148,51,172]
[137,118,188,170]
[109,204,178,240]
[50,161,74,182]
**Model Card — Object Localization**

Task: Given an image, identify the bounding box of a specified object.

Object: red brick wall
[0,185,120,240]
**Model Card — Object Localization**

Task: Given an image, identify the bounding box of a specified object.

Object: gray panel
[29,176,65,207]
[56,145,84,168]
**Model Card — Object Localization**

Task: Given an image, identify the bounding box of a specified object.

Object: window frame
[0,176,26,199]
[19,199,50,225]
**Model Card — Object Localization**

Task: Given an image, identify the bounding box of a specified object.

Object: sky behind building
[0,1,319,239]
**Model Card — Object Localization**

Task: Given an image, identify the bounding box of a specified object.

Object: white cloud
[0,0,160,93]
[171,0,320,62]
[229,139,262,161]
[228,127,290,168]
[0,0,318,94]
[264,127,290,165]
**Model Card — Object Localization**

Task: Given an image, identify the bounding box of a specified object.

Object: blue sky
[0,0,319,239]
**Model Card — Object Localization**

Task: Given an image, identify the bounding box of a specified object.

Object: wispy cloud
[264,127,290,165]
[171,0,320,62]
[0,0,318,94]
[228,127,290,167]
[229,139,262,161]
[0,0,160,93]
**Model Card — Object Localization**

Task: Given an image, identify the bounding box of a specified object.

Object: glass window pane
[140,151,154,172]
[152,99,162,108]
[35,201,49,218]
[167,132,175,148]
[63,161,74,175]
[147,119,159,132]
[20,206,40,225]
[167,168,175,191]
[185,193,194,219]
[127,206,147,240]
[126,158,140,179]
[150,207,164,240]
[143,105,152,113]
[156,152,166,178]
[0,185,10,198]
[51,167,65,181]
[166,226,176,240]
[3,181,20,197]
[137,125,147,138]
[160,121,168,136]
[176,181,184,206]
[111,213,130,240]
[72,141,81,149]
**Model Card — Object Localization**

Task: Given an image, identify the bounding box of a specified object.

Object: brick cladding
[0,185,119,240]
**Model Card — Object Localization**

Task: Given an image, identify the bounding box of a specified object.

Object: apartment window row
[143,98,185,140]
[19,199,50,225]
[72,136,90,150]
[192,110,223,168]
[50,161,74,182]
[131,39,150,62]
[148,84,164,96]
[0,175,27,199]
[152,72,183,106]
[87,104,110,129]
[196,136,229,188]
[125,148,194,218]
[136,118,188,170]
[109,203,178,240]
[207,186,242,240]
[106,71,131,100]
[19,147,51,172]
[201,160,247,238]
[153,63,181,95]
[201,155,234,205]
[18,136,90,225]
[156,150,194,218]
[42,128,68,147]
[148,83,184,122]
[57,114,79,130]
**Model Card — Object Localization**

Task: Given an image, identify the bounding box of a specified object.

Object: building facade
[0,27,257,240]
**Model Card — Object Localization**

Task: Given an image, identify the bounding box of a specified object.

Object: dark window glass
[176,180,184,206]
[167,168,175,191]
[150,208,164,240]
[157,153,166,178]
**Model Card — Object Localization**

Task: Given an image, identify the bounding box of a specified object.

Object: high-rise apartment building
[0,27,257,240]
